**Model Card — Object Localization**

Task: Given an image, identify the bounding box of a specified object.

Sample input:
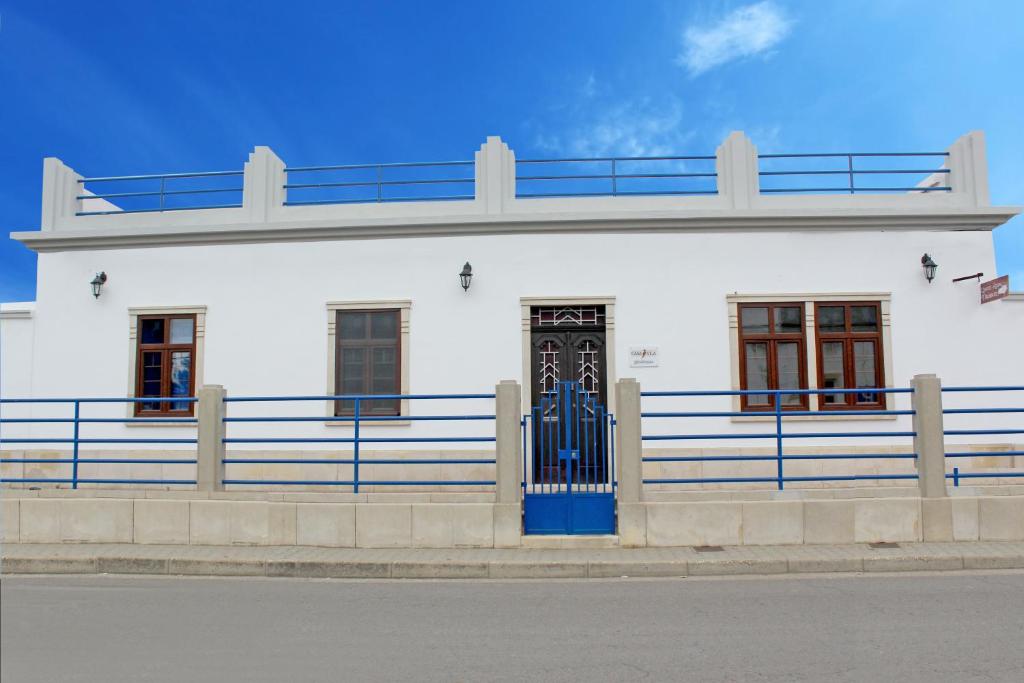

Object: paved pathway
[3,541,1024,578]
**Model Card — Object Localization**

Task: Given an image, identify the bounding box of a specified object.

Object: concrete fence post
[615,378,646,546]
[911,374,947,499]
[493,380,522,546]
[196,385,227,492]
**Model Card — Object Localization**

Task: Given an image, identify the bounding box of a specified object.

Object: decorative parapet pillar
[474,136,516,215]
[911,374,947,498]
[715,131,759,209]
[946,131,990,207]
[196,384,227,492]
[40,157,83,230]
[243,146,287,223]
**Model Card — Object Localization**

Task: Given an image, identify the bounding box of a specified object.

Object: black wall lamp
[920,254,938,283]
[459,262,473,291]
[90,272,107,298]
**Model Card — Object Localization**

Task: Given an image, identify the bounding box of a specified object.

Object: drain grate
[869,542,900,549]
[694,545,725,552]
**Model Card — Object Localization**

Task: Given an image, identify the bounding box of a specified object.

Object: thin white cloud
[680,1,793,76]
[534,98,694,158]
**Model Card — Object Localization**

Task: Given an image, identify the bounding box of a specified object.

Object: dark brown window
[815,302,885,410]
[135,315,196,416]
[737,303,808,411]
[335,310,400,417]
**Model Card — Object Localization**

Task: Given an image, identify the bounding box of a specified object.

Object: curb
[4,552,1024,579]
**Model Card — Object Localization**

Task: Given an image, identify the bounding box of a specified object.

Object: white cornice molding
[10,206,1020,253]
[0,302,35,319]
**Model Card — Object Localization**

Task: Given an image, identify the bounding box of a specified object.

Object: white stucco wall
[1,227,1018,455]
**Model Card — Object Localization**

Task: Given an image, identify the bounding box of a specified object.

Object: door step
[521,535,620,549]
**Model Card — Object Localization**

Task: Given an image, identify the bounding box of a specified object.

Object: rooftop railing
[758,151,951,194]
[515,155,718,198]
[283,160,475,206]
[76,170,244,216]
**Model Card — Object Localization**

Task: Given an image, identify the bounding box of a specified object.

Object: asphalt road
[3,572,1024,682]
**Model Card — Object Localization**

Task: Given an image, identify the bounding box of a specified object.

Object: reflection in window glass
[371,311,397,340]
[776,342,802,405]
[339,313,367,340]
[140,319,164,344]
[745,342,769,405]
[774,307,802,334]
[818,306,845,333]
[851,306,878,332]
[741,307,769,334]
[169,318,194,344]
[854,341,877,403]
[821,342,846,404]
[170,351,191,411]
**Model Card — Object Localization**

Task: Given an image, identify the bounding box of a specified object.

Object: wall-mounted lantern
[920,254,938,283]
[459,262,473,291]
[90,272,107,298]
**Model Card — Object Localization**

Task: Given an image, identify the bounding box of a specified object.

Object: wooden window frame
[814,301,885,411]
[737,302,809,412]
[134,314,197,417]
[334,309,402,417]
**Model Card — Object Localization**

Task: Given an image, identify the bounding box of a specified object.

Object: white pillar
[715,131,759,209]
[243,146,287,223]
[494,380,522,547]
[474,136,516,215]
[196,385,227,492]
[911,374,947,498]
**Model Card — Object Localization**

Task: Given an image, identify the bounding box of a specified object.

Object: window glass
[741,307,769,334]
[744,342,769,405]
[370,311,398,340]
[339,313,367,340]
[774,307,802,334]
[853,341,878,403]
[818,306,845,333]
[821,341,846,405]
[776,342,802,405]
[169,318,194,344]
[140,351,162,410]
[140,319,164,344]
[170,351,192,411]
[851,306,878,332]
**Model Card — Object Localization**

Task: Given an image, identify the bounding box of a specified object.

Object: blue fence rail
[758,152,950,194]
[516,155,718,198]
[283,161,475,206]
[221,393,496,492]
[0,397,198,488]
[76,170,244,216]
[640,387,916,490]
[942,386,1024,486]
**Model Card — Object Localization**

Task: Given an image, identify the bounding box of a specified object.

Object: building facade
[1,131,1022,495]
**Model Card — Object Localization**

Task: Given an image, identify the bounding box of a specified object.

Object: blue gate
[523,381,615,534]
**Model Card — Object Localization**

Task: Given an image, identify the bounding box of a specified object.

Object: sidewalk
[3,541,1024,579]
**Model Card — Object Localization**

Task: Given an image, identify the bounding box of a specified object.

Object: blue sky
[1,0,1021,301]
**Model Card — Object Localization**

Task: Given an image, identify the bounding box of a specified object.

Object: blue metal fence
[640,387,916,490]
[516,155,718,198]
[942,386,1024,486]
[758,152,950,194]
[221,393,497,491]
[0,397,198,487]
[283,161,475,206]
[76,170,244,215]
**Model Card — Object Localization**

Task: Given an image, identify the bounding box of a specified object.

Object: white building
[1,131,1021,499]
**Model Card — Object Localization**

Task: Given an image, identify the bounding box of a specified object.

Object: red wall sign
[980,275,1010,304]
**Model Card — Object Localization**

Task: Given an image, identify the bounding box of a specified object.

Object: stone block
[854,498,921,543]
[411,504,493,548]
[355,504,412,547]
[1,498,19,543]
[617,502,647,547]
[493,503,521,548]
[804,500,855,544]
[18,499,61,543]
[921,497,954,542]
[189,500,232,545]
[978,496,1024,541]
[645,502,742,547]
[134,499,189,544]
[741,501,803,545]
[296,503,356,547]
[60,499,133,543]
[951,497,979,541]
